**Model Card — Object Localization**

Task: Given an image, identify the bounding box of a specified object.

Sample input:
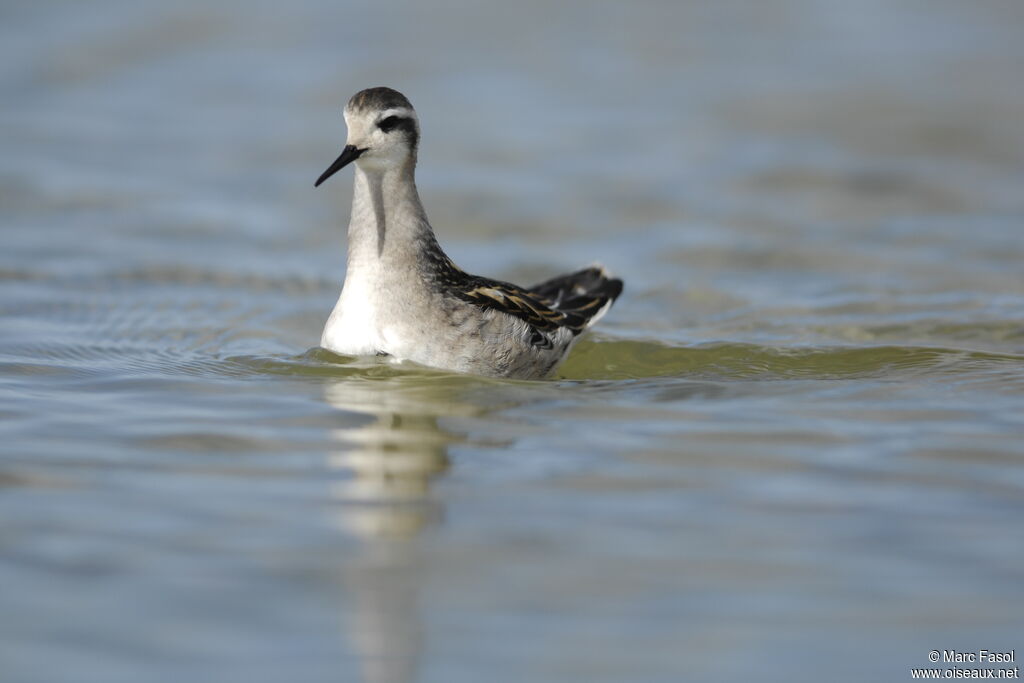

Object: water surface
[2,1,1024,681]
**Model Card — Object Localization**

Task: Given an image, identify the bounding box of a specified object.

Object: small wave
[214,339,1024,387]
[13,333,1020,387]
[557,338,1024,381]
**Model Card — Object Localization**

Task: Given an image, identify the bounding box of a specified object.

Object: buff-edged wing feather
[454,266,623,349]
[528,266,623,330]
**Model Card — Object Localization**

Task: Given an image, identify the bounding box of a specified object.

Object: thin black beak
[314,145,364,187]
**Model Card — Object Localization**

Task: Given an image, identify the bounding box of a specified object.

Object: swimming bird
[314,87,623,379]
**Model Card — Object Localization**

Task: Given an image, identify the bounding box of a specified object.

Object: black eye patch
[374,114,419,147]
[377,115,405,132]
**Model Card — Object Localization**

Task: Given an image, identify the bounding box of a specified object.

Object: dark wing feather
[528,266,623,323]
[417,227,622,348]
[455,280,569,348]
[453,266,622,348]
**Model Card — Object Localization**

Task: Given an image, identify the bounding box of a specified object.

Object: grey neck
[345,157,431,273]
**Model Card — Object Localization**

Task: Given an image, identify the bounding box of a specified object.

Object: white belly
[319,283,382,356]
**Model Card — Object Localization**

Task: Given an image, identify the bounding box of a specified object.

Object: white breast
[320,279,382,356]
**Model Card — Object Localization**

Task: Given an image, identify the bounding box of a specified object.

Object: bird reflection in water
[322,374,486,683]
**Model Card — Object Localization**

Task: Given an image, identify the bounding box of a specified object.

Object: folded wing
[455,266,623,348]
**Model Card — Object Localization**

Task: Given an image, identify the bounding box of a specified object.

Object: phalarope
[314,87,623,379]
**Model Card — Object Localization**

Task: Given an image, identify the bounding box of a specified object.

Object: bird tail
[528,265,623,331]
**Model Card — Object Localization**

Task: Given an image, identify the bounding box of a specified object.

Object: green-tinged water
[2,2,1024,682]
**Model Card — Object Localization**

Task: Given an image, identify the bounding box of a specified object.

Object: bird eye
[377,116,403,132]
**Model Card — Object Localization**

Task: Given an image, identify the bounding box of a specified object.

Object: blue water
[2,2,1023,681]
